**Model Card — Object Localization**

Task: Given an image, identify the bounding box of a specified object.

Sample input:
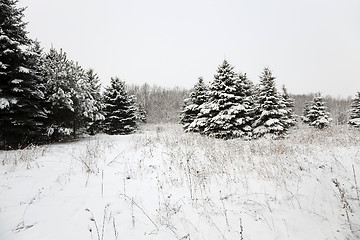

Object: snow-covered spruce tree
[196,60,253,139]
[180,77,208,132]
[304,92,332,129]
[83,69,105,135]
[42,48,78,140]
[132,99,147,126]
[281,85,296,128]
[137,103,147,124]
[301,100,312,123]
[102,77,137,135]
[0,1,47,149]
[236,72,256,137]
[42,48,104,140]
[252,67,287,138]
[348,92,360,128]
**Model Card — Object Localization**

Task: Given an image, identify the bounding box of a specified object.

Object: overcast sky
[20,0,360,98]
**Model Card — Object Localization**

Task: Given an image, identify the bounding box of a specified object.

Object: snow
[18,67,30,73]
[0,61,8,69]
[0,124,359,240]
[12,87,23,93]
[0,97,10,109]
[10,98,18,105]
[265,118,280,126]
[349,118,360,126]
[3,49,14,54]
[11,79,23,84]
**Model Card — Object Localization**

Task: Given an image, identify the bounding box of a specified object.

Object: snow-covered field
[1,124,360,240]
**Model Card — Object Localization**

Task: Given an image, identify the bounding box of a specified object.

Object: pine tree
[25,40,50,142]
[281,85,296,128]
[348,92,360,128]
[0,0,47,148]
[196,60,253,139]
[252,67,287,138]
[234,72,255,138]
[42,48,78,140]
[304,93,332,129]
[42,48,102,139]
[83,69,105,135]
[180,77,208,132]
[102,77,137,135]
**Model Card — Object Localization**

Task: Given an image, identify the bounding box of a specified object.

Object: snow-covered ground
[1,124,360,240]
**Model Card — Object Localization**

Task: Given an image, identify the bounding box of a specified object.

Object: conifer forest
[1,1,360,240]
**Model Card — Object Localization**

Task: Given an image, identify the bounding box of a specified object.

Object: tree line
[0,1,144,149]
[126,84,188,123]
[1,1,359,148]
[180,60,360,139]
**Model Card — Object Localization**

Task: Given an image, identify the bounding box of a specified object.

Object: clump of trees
[127,84,188,123]
[180,60,295,139]
[2,1,359,148]
[0,1,144,149]
[181,60,360,138]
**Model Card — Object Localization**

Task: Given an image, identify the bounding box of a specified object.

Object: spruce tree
[252,67,287,138]
[42,48,102,139]
[348,92,360,128]
[301,100,312,123]
[180,77,208,132]
[234,72,255,138]
[132,99,147,126]
[42,48,78,140]
[83,69,105,135]
[304,93,332,129]
[102,77,137,135]
[197,60,253,139]
[281,85,296,128]
[0,0,47,148]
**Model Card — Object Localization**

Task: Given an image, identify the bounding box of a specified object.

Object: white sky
[20,0,360,98]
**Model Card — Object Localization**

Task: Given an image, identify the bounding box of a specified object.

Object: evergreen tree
[196,60,253,139]
[127,94,147,127]
[348,92,360,128]
[304,92,332,129]
[102,77,137,135]
[42,48,103,139]
[132,100,147,126]
[0,0,47,148]
[235,72,255,138]
[252,67,287,138]
[42,48,78,140]
[301,100,312,123]
[281,85,296,128]
[83,69,105,135]
[180,77,208,132]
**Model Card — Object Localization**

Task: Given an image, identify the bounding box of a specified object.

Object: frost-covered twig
[120,193,158,229]
[333,178,353,231]
[352,165,359,202]
[86,208,101,240]
[239,218,244,240]
[86,204,110,240]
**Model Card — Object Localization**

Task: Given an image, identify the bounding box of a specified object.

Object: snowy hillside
[1,124,360,240]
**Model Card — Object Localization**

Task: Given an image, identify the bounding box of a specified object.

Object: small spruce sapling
[304,92,332,129]
[348,92,360,128]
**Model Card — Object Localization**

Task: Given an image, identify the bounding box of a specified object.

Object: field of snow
[1,124,360,240]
